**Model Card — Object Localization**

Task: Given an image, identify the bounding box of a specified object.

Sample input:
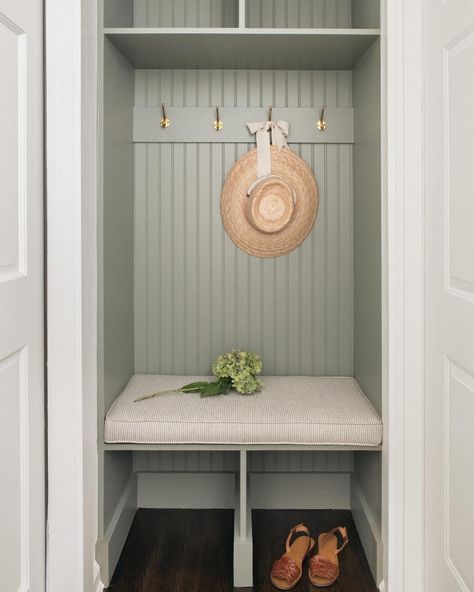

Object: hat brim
[221,146,319,258]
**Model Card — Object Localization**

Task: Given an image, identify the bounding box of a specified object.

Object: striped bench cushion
[104,375,382,446]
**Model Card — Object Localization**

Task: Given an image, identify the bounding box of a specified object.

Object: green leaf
[179,381,209,393]
[199,379,232,397]
[220,377,233,390]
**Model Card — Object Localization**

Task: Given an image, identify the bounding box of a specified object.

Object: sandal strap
[271,556,301,584]
[320,526,348,555]
[285,523,310,553]
[309,554,339,580]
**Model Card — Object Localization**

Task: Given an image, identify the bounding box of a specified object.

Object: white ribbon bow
[247,120,289,179]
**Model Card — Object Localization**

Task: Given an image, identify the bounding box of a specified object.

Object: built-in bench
[104,375,382,586]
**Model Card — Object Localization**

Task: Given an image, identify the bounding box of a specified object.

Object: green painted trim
[133,106,354,144]
[104,29,380,70]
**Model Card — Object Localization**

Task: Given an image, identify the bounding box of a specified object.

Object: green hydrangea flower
[213,349,263,394]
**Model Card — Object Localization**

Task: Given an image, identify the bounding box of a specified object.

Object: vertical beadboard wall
[133,450,354,473]
[132,0,353,28]
[247,0,352,28]
[133,69,354,376]
[133,0,239,27]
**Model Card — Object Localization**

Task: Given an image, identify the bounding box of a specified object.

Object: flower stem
[134,389,181,402]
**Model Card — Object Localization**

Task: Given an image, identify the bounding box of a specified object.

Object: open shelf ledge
[104,28,381,70]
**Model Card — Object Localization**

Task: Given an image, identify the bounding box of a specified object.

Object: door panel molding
[0,347,29,592]
[0,11,27,282]
[444,358,474,592]
[444,26,474,302]
[0,0,44,589]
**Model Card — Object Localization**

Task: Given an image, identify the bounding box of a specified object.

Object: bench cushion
[104,375,382,446]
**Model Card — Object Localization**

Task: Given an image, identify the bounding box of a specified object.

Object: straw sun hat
[221,144,318,258]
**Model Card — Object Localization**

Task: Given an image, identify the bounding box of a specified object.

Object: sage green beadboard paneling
[133,69,353,376]
[130,0,356,29]
[249,450,354,472]
[133,451,239,472]
[353,39,382,538]
[104,0,134,27]
[100,39,135,533]
[246,0,352,28]
[132,450,354,473]
[352,0,380,29]
[353,41,381,414]
[354,451,381,528]
[134,0,239,27]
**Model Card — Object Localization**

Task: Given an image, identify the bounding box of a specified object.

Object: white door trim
[45,1,426,591]
[45,0,99,590]
[385,0,425,590]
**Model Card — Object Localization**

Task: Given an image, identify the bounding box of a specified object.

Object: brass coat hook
[160,103,170,128]
[316,106,327,131]
[213,106,223,131]
[268,105,273,121]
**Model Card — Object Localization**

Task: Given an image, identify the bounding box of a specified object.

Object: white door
[424,0,474,590]
[0,0,45,590]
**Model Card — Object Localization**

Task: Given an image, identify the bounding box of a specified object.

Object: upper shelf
[104,28,380,70]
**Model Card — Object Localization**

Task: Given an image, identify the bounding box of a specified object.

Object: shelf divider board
[239,450,247,539]
[234,450,253,587]
[104,28,380,70]
[239,0,246,28]
[133,107,353,144]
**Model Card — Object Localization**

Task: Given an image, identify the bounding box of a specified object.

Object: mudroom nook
[96,1,384,589]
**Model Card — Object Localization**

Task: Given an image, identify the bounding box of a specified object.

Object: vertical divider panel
[239,0,246,28]
[239,449,247,539]
[234,449,253,587]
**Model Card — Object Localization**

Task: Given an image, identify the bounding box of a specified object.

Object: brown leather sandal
[308,527,349,587]
[270,523,315,590]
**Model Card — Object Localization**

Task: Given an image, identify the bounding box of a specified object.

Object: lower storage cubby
[106,508,378,592]
[98,449,382,588]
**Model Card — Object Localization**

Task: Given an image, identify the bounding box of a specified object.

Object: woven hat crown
[220,146,318,258]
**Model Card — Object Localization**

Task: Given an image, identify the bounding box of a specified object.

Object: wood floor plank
[106,509,377,592]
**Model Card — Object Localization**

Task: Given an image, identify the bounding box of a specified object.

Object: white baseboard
[137,472,236,508]
[93,561,104,592]
[350,475,383,585]
[96,472,137,588]
[250,473,351,508]
[378,580,386,592]
[136,471,351,510]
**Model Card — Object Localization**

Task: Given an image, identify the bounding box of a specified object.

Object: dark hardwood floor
[106,509,378,592]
